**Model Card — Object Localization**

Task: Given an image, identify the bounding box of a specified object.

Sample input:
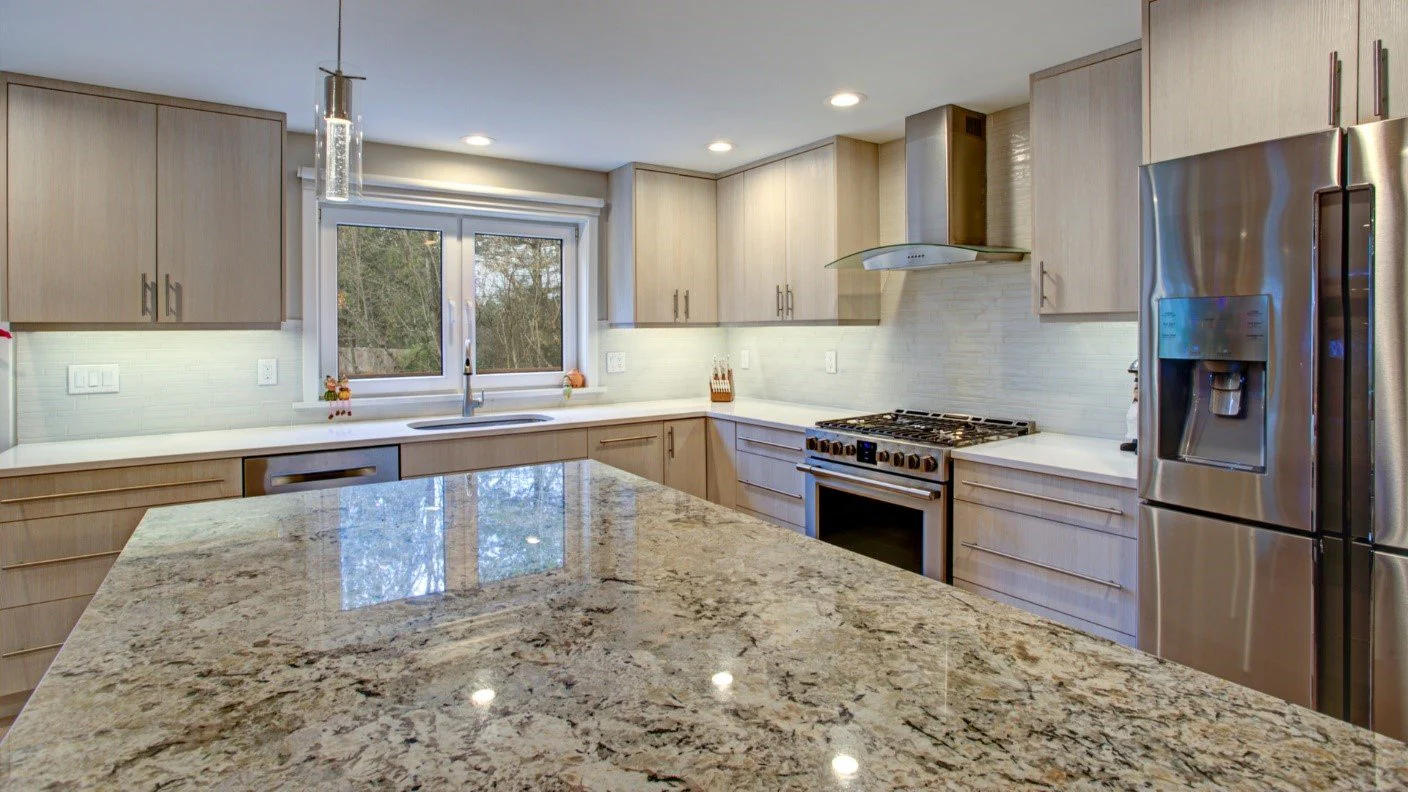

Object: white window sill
[292,386,608,414]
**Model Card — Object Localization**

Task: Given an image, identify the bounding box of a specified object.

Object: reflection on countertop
[2,460,1405,789]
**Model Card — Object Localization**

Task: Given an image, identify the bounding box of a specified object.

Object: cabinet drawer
[735,478,804,527]
[734,423,805,463]
[736,505,805,535]
[0,508,145,568]
[1,552,117,608]
[953,460,1136,538]
[735,450,803,498]
[0,643,60,697]
[954,579,1133,646]
[588,422,664,483]
[1,595,91,657]
[0,458,241,522]
[953,500,1136,635]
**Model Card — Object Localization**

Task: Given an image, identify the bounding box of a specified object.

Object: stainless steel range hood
[827,105,1027,271]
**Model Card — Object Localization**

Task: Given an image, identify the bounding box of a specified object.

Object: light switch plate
[825,351,837,374]
[257,359,278,386]
[740,350,750,369]
[68,364,119,394]
[606,351,627,374]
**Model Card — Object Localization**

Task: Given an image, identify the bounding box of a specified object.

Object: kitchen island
[1,461,1404,789]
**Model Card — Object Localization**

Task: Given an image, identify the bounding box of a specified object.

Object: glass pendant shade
[315,61,363,202]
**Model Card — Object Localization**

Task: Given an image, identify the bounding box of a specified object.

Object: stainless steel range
[798,411,1033,581]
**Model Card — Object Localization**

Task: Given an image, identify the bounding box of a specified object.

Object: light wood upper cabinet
[6,84,157,323]
[1144,0,1359,163]
[2,74,286,325]
[784,145,838,322]
[1360,0,1408,123]
[157,106,282,323]
[718,161,788,323]
[1031,44,1142,315]
[663,418,707,499]
[607,165,717,326]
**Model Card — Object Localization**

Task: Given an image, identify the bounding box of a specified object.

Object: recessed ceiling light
[707,140,734,153]
[827,92,866,108]
[461,134,495,146]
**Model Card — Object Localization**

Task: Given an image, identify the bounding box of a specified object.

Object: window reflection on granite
[339,477,447,610]
[476,464,566,584]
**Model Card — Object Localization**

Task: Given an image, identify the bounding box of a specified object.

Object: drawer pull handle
[2,549,121,571]
[1,641,64,660]
[597,435,656,446]
[740,480,802,500]
[960,541,1124,590]
[962,480,1123,516]
[740,437,803,452]
[0,477,228,505]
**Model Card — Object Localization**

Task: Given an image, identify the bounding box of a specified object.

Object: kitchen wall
[728,106,1139,439]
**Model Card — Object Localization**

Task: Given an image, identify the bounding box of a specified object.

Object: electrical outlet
[257,359,278,386]
[740,350,750,369]
[606,351,627,374]
[825,351,837,374]
[67,364,119,395]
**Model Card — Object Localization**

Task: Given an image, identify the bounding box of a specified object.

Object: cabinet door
[588,422,664,483]
[1360,0,1408,123]
[663,418,707,498]
[676,175,717,324]
[157,106,282,323]
[716,172,748,323]
[705,418,737,507]
[742,161,789,322]
[785,145,839,322]
[1032,50,1142,315]
[1146,0,1358,162]
[7,85,156,323]
[632,169,682,324]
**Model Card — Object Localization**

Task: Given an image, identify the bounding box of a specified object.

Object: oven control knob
[890,455,906,468]
[877,450,891,463]
[829,441,845,455]
[921,455,939,473]
[844,444,856,456]
[906,454,921,470]
[805,437,819,451]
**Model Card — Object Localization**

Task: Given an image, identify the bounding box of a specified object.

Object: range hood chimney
[826,105,1028,271]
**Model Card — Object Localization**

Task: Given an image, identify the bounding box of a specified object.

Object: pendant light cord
[336,0,343,71]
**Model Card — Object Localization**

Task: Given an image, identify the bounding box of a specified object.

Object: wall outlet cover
[825,351,837,374]
[67,364,119,395]
[257,359,278,386]
[740,350,750,369]
[606,351,627,374]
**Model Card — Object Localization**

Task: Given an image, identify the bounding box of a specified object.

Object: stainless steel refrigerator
[1139,117,1408,739]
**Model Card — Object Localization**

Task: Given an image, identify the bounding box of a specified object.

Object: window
[316,205,579,397]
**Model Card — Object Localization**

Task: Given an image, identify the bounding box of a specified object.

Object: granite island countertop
[2,461,1404,789]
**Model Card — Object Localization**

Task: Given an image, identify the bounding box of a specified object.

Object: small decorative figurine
[323,374,352,420]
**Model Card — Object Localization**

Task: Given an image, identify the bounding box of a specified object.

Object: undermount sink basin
[408,414,553,431]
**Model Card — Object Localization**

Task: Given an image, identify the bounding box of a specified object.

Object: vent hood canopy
[827,105,1028,271]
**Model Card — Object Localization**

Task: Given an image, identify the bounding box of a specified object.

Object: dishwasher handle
[269,466,380,488]
[244,446,401,496]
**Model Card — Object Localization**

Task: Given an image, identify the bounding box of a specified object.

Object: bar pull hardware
[741,480,802,500]
[960,541,1124,590]
[0,477,228,505]
[667,427,676,459]
[1038,261,1053,307]
[269,467,378,488]
[673,290,680,321]
[1,549,121,571]
[1,642,65,660]
[164,274,183,319]
[1329,51,1343,127]
[795,463,940,501]
[598,434,656,446]
[776,285,783,317]
[785,285,794,317]
[140,273,155,318]
[684,290,690,321]
[962,480,1124,516]
[740,437,803,453]
[1374,39,1387,119]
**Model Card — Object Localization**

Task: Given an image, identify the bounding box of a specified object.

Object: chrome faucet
[463,339,484,417]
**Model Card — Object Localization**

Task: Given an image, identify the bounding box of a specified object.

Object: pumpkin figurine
[336,376,353,417]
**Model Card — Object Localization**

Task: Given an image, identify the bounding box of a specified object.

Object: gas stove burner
[814,410,1034,448]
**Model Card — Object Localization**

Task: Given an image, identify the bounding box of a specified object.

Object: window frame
[300,169,599,405]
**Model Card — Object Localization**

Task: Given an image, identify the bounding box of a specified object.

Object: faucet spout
[463,339,484,417]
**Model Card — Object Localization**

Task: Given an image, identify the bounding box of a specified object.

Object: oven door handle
[795,463,940,501]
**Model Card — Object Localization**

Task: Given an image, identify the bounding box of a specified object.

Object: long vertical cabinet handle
[1329,51,1343,127]
[1038,261,1053,308]
[785,285,793,318]
[776,285,783,317]
[667,426,676,459]
[673,289,680,321]
[684,290,690,321]
[140,273,154,319]
[164,274,182,319]
[1374,39,1387,119]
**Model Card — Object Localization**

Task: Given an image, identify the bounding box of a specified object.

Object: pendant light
[315,0,364,202]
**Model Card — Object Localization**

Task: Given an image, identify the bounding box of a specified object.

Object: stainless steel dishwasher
[243,446,400,496]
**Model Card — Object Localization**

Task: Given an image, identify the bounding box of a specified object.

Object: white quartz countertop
[950,432,1138,488]
[0,398,869,478]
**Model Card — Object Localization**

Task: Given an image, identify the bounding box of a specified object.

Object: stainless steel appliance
[799,411,1032,580]
[1139,117,1408,738]
[244,446,400,496]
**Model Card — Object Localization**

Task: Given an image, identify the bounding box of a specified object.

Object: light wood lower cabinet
[0,459,241,701]
[705,419,737,508]
[705,421,807,533]
[663,419,707,499]
[952,460,1137,646]
[400,429,588,478]
[588,422,666,483]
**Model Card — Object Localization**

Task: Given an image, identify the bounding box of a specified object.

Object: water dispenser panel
[1157,295,1270,362]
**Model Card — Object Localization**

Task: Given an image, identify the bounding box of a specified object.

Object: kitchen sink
[408,414,553,431]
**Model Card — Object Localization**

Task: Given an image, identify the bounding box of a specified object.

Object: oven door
[797,459,947,581]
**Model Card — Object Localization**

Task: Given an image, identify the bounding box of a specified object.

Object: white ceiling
[0,1,1140,174]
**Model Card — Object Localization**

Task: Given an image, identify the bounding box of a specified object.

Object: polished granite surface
[2,460,1405,789]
